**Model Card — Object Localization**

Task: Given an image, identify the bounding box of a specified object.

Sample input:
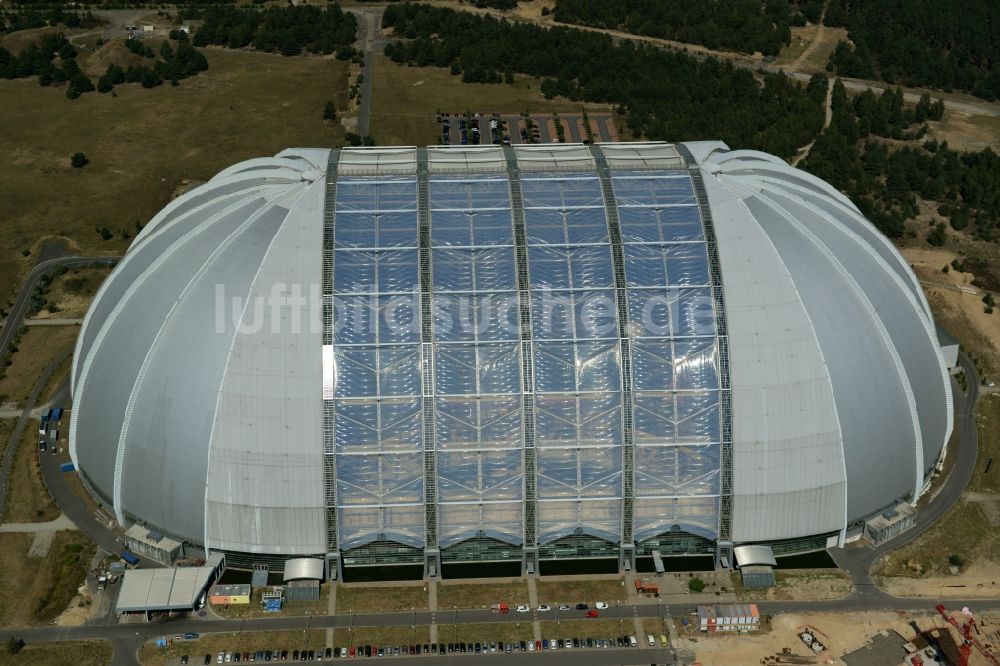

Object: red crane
[935,604,1000,666]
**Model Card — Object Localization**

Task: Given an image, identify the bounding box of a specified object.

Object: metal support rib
[323,149,341,554]
[676,144,733,546]
[416,148,439,552]
[502,146,538,552]
[588,145,635,549]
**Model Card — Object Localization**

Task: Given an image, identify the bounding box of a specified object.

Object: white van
[628,636,638,648]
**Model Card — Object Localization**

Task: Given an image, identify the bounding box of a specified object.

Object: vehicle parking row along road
[183,634,657,665]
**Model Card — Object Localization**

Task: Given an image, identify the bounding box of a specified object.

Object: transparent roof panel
[520,173,604,208]
[432,247,517,293]
[626,287,716,339]
[536,447,621,499]
[435,395,522,450]
[429,177,511,210]
[523,208,609,245]
[334,398,422,453]
[527,246,614,290]
[535,393,622,448]
[530,289,617,340]
[612,167,721,541]
[634,444,720,496]
[333,249,419,294]
[438,449,523,501]
[434,343,521,396]
[335,177,418,212]
[431,209,514,247]
[533,341,620,394]
[617,206,703,244]
[333,295,419,345]
[334,346,422,398]
[612,172,695,207]
[335,211,419,248]
[433,293,519,342]
[623,244,711,288]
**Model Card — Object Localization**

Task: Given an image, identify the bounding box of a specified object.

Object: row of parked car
[191,632,653,664]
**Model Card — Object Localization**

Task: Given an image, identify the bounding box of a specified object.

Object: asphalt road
[348,6,382,138]
[0,253,118,521]
[830,351,980,598]
[0,349,70,519]
[0,254,118,365]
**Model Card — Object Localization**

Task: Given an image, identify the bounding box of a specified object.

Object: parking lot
[170,635,658,664]
[437,112,618,146]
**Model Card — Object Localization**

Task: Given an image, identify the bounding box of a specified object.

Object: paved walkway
[0,512,76,533]
[428,579,438,643]
[325,583,337,647]
[526,575,541,641]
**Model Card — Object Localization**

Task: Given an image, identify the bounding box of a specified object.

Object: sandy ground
[740,572,853,602]
[679,611,980,666]
[902,246,999,372]
[880,560,1000,599]
[927,111,1000,152]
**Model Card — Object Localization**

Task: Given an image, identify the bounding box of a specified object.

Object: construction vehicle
[935,604,1000,666]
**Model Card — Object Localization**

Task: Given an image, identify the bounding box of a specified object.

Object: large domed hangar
[70,142,953,579]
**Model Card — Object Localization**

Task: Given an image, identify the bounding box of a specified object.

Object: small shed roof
[733,545,777,568]
[283,557,324,582]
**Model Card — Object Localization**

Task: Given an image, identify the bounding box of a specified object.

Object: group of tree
[804,80,1000,242]
[1,7,99,33]
[0,34,95,98]
[192,5,357,57]
[382,3,825,157]
[97,32,208,93]
[551,0,800,56]
[0,30,207,97]
[825,0,1000,101]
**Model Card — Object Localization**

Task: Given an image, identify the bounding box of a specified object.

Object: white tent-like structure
[71,142,951,578]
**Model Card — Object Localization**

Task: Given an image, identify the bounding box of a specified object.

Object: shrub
[70,152,89,168]
[688,577,706,593]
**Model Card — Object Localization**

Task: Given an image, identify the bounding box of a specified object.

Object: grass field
[0,325,79,407]
[535,578,626,606]
[0,46,350,310]
[436,581,528,610]
[336,584,428,613]
[539,619,632,641]
[332,625,431,650]
[0,531,94,626]
[3,423,59,523]
[0,641,111,666]
[141,630,327,666]
[441,622,534,646]
[370,54,613,146]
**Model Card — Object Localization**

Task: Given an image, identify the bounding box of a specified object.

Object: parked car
[516,604,530,612]
[536,604,550,612]
[576,603,588,610]
[648,635,656,646]
[595,601,608,609]
[558,604,571,611]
